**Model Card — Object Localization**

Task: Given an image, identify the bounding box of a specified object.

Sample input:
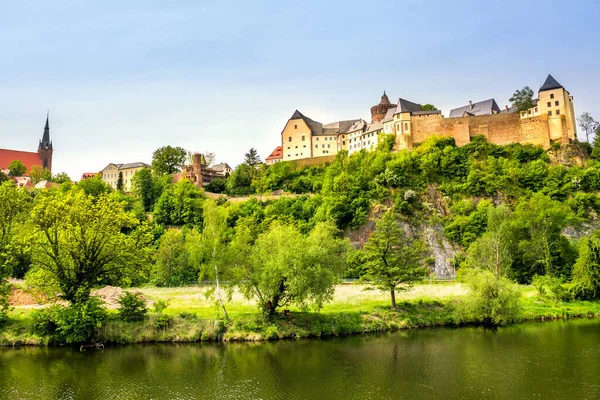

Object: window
[535,107,538,113]
[547,102,551,107]
[342,141,346,145]
[288,137,292,142]
[295,146,298,148]
[287,147,290,149]
[521,112,526,117]
[316,137,319,141]
[550,94,554,99]
[548,111,552,116]
[315,145,318,148]
[302,136,305,141]
[303,145,306,148]
[294,124,297,129]
[404,123,409,130]
[322,144,325,148]
[555,101,559,106]
[327,144,330,148]
[556,110,561,115]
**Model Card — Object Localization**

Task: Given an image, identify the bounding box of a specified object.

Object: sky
[1,0,599,179]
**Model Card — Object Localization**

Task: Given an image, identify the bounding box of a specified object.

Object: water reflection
[1,320,599,399]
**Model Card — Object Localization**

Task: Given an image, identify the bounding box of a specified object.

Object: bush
[31,297,107,343]
[153,299,169,314]
[570,234,600,300]
[0,282,11,325]
[457,269,521,326]
[532,275,570,302]
[117,292,148,322]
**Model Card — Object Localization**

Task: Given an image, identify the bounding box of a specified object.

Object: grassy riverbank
[2,283,600,346]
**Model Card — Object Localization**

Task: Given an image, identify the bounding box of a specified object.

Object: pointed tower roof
[539,74,563,92]
[40,112,51,147]
[380,91,391,105]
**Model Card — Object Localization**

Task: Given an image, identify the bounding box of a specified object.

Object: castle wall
[405,112,554,150]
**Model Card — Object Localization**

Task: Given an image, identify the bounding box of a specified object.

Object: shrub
[154,314,171,330]
[117,292,148,322]
[457,269,521,326]
[0,282,9,325]
[31,297,107,343]
[570,234,600,300]
[153,299,169,314]
[532,275,570,302]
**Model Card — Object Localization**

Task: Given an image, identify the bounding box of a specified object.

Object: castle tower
[370,92,395,123]
[38,112,53,172]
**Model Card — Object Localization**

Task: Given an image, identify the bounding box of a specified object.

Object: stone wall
[402,112,556,150]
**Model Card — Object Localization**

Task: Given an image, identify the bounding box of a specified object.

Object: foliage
[0,171,8,183]
[7,160,27,177]
[152,228,200,286]
[31,296,107,344]
[244,147,262,167]
[570,233,600,300]
[29,191,154,304]
[0,182,32,281]
[152,145,187,175]
[117,292,148,321]
[29,165,52,184]
[577,112,599,143]
[52,172,71,184]
[421,104,438,111]
[131,167,169,212]
[77,175,112,197]
[234,221,349,315]
[205,177,227,193]
[116,171,124,192]
[360,212,428,309]
[509,86,535,112]
[532,275,570,302]
[153,179,204,226]
[457,268,521,326]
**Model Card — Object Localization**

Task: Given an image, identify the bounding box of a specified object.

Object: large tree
[29,165,52,184]
[52,172,71,184]
[421,104,438,111]
[234,221,348,315]
[77,175,112,197]
[30,192,153,304]
[116,171,124,192]
[132,167,158,211]
[152,146,187,175]
[8,160,27,177]
[509,86,535,112]
[244,148,262,167]
[577,112,599,143]
[361,212,428,309]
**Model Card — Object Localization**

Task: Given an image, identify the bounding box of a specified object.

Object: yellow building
[280,110,359,161]
[520,74,577,142]
[101,162,150,192]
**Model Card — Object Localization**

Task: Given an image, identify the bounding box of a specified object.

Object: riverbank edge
[2,298,600,347]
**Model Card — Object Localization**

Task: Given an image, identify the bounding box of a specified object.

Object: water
[1,319,599,399]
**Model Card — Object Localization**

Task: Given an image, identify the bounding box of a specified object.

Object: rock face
[547,143,589,166]
[422,224,459,278]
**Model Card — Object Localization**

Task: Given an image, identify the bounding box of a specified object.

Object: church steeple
[38,111,54,172]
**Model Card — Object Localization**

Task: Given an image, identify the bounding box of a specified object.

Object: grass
[2,282,600,346]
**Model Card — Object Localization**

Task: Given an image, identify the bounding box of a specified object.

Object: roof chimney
[469,100,473,110]
[505,105,509,112]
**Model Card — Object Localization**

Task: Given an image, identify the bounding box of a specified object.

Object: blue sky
[1,0,599,179]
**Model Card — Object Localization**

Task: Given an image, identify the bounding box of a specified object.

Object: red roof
[266,146,283,161]
[80,172,98,180]
[0,148,42,174]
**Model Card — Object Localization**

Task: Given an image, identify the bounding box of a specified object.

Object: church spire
[40,110,51,148]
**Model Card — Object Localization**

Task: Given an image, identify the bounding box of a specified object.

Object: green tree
[577,112,599,143]
[465,205,513,277]
[29,165,52,184]
[153,228,200,286]
[361,212,428,309]
[0,171,8,183]
[116,171,124,192]
[29,192,153,304]
[457,268,521,326]
[8,160,27,177]
[152,145,187,175]
[234,221,348,315]
[131,167,162,211]
[421,104,438,111]
[77,175,112,197]
[244,147,262,167]
[52,172,71,184]
[509,86,535,112]
[570,233,600,300]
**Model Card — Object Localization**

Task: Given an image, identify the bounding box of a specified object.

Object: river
[1,319,599,399]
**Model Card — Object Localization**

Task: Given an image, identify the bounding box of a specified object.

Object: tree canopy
[509,86,535,112]
[8,160,27,177]
[152,146,187,175]
[244,148,262,167]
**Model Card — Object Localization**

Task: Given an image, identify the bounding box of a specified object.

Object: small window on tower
[302,136,305,141]
[547,102,551,107]
[556,110,561,115]
[288,137,292,142]
[294,124,297,129]
[555,101,559,106]
[550,94,555,99]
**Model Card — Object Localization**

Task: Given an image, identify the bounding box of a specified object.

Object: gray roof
[394,98,423,115]
[210,163,231,172]
[412,110,442,116]
[500,106,519,114]
[449,99,501,118]
[343,119,367,134]
[381,106,397,122]
[119,162,150,170]
[365,121,383,134]
[318,119,360,136]
[539,74,563,92]
[290,110,323,135]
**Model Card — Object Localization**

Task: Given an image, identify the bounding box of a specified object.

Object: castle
[0,113,54,175]
[268,75,577,163]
